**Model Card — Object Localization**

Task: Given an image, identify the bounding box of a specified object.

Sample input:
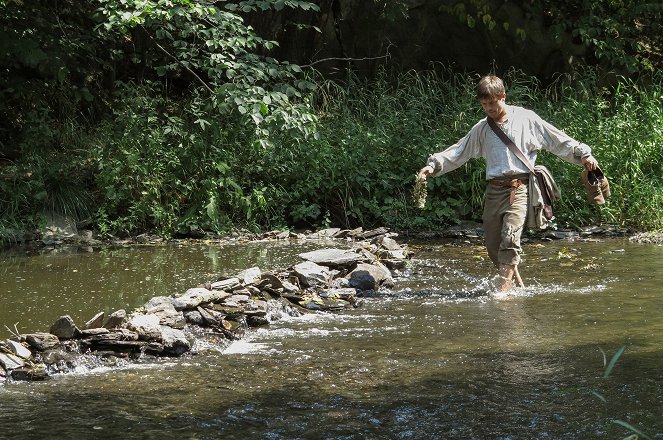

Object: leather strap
[487,117,535,173]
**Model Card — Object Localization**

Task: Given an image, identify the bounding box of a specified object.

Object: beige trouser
[482,183,528,267]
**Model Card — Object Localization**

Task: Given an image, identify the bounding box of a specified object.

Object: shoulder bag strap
[486,117,535,173]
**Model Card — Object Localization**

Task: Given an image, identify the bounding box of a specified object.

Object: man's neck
[493,105,509,123]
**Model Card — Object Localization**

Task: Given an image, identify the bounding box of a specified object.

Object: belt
[489,177,529,205]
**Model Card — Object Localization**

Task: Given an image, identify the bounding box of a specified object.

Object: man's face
[479,93,507,120]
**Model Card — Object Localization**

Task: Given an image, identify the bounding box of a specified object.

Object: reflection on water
[1,238,662,439]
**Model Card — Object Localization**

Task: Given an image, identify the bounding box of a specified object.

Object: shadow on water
[1,341,660,440]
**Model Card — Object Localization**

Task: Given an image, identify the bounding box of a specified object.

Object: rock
[237,266,262,285]
[545,230,580,240]
[172,287,232,310]
[25,333,60,351]
[126,314,162,341]
[246,316,269,327]
[184,310,204,326]
[10,365,49,381]
[298,248,363,267]
[5,340,32,359]
[0,352,25,370]
[43,213,77,238]
[104,309,127,329]
[80,328,110,337]
[307,228,341,239]
[160,326,190,356]
[377,236,403,251]
[358,227,389,240]
[348,263,394,291]
[211,277,240,291]
[320,288,357,300]
[84,312,105,330]
[196,307,226,327]
[84,340,147,353]
[82,329,139,343]
[299,296,350,311]
[41,347,80,367]
[144,296,174,310]
[334,227,363,239]
[147,303,186,329]
[257,273,298,294]
[276,230,291,240]
[243,300,268,317]
[49,315,80,339]
[293,261,333,287]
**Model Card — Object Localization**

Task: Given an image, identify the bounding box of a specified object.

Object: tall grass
[266,67,662,232]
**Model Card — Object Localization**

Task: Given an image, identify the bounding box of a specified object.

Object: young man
[418,75,600,291]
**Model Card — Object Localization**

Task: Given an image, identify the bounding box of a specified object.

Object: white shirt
[427,105,592,180]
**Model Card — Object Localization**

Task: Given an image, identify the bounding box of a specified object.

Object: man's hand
[581,155,599,171]
[418,165,434,179]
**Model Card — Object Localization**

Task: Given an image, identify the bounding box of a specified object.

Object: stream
[1,237,661,439]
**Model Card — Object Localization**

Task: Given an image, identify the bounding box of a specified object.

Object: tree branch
[300,42,394,68]
[142,27,215,95]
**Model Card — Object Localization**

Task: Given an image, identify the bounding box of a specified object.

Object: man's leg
[484,184,528,291]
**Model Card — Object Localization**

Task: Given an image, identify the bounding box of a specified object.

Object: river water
[1,237,661,439]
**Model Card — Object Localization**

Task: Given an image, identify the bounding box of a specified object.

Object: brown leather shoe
[582,167,610,205]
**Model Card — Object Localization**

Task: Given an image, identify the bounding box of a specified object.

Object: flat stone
[172,287,232,310]
[5,340,32,359]
[84,312,105,330]
[0,352,25,370]
[243,300,268,316]
[25,333,60,351]
[293,261,332,287]
[237,267,262,285]
[298,248,362,267]
[80,328,110,337]
[210,278,240,291]
[127,313,162,341]
[320,288,357,300]
[144,296,174,310]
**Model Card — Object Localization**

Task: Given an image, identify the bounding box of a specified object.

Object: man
[418,75,599,291]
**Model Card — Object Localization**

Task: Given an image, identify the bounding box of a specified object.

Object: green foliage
[97,0,319,140]
[92,82,280,235]
[534,69,663,230]
[254,68,488,230]
[439,0,662,74]
[254,67,662,232]
[546,0,663,74]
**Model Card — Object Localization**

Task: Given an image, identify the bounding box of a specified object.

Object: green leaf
[603,345,626,378]
[611,420,652,440]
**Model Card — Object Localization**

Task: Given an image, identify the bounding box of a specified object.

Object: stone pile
[1,228,410,383]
